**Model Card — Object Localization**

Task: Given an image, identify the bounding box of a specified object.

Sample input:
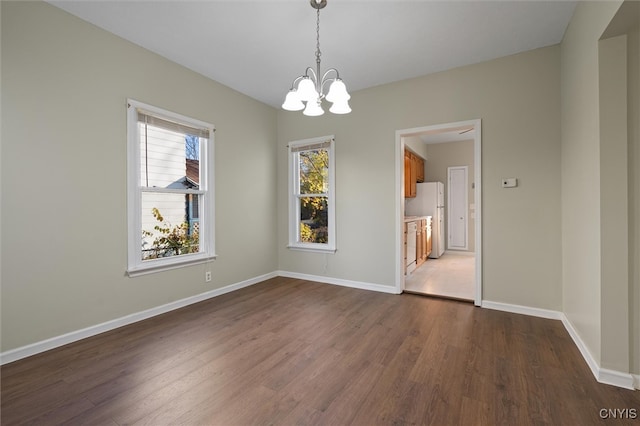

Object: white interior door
[448,166,468,250]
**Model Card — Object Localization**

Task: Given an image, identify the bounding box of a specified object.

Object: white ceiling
[48,0,577,109]
[419,126,475,145]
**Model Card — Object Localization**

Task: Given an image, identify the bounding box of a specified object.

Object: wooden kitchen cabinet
[404,150,424,198]
[420,219,428,263]
[416,218,429,266]
[410,153,417,191]
[403,222,407,274]
[426,217,432,258]
[404,151,416,198]
[406,218,429,272]
[416,220,424,267]
[416,156,424,183]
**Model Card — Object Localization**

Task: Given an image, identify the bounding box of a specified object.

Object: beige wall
[423,140,475,253]
[598,34,629,372]
[560,0,618,368]
[277,45,562,310]
[604,0,640,376]
[629,15,639,377]
[403,135,428,160]
[560,0,640,375]
[0,2,278,351]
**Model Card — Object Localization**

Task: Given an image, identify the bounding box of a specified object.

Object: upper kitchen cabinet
[405,150,416,198]
[415,155,424,183]
[404,150,425,198]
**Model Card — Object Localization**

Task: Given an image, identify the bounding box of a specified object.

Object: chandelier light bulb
[282,90,305,111]
[329,100,351,115]
[325,79,350,103]
[303,100,325,116]
[297,78,319,102]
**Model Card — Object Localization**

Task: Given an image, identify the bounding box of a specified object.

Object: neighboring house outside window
[287,135,336,253]
[127,99,215,276]
[185,157,200,235]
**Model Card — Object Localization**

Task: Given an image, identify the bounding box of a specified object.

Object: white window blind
[137,111,210,139]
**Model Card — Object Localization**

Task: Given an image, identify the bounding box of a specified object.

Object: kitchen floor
[404,252,475,301]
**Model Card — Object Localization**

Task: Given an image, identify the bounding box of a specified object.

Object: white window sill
[287,245,336,254]
[127,253,217,277]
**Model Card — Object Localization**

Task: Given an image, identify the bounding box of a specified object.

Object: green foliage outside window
[142,208,199,259]
[299,149,329,244]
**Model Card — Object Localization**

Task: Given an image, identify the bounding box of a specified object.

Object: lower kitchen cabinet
[417,218,429,266]
[425,217,432,258]
[416,219,424,267]
[405,217,430,274]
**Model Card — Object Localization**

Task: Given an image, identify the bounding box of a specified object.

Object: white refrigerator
[406,181,445,258]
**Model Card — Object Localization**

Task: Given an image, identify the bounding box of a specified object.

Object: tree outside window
[298,149,329,243]
[288,136,336,253]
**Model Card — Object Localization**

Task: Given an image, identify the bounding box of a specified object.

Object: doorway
[395,120,482,305]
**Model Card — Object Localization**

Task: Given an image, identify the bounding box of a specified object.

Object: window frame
[287,135,336,253]
[126,99,216,277]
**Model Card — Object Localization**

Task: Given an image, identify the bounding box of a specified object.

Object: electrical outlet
[205,271,212,282]
[502,178,517,188]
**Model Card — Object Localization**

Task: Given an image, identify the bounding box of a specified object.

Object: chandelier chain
[315,7,321,65]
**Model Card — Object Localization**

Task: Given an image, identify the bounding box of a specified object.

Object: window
[288,135,336,253]
[127,99,215,276]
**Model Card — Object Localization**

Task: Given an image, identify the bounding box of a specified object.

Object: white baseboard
[277,270,400,294]
[443,250,475,256]
[481,300,563,319]
[561,315,635,390]
[0,271,277,366]
[559,313,601,380]
[598,368,636,390]
[483,300,636,391]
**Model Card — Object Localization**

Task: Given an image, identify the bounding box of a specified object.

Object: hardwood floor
[2,277,638,425]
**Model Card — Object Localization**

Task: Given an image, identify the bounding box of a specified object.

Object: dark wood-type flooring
[2,277,639,425]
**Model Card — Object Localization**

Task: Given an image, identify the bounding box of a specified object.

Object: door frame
[447,165,469,251]
[395,119,482,306]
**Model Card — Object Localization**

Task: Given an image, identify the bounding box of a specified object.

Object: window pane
[185,135,200,161]
[141,192,200,260]
[299,196,328,243]
[139,123,201,189]
[298,149,328,195]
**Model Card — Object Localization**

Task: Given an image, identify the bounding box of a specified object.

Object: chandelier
[282,0,351,116]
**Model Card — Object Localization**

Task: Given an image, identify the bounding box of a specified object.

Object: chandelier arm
[305,67,318,81]
[302,66,322,96]
[320,68,340,87]
[321,68,340,81]
[319,78,332,95]
[289,75,305,90]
